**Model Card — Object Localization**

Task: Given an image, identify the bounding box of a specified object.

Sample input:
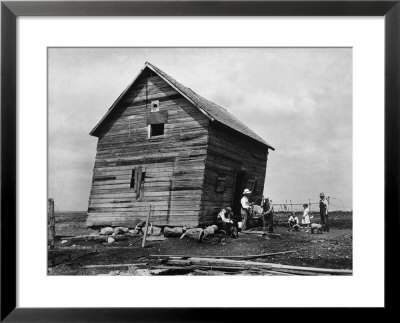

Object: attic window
[149,123,164,137]
[151,100,159,112]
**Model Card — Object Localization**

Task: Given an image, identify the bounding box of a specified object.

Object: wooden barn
[87,62,275,228]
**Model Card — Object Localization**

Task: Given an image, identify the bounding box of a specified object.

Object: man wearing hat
[216,207,238,238]
[241,188,253,231]
[262,196,275,233]
[319,192,329,232]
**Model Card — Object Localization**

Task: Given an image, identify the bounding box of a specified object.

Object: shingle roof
[90,62,274,150]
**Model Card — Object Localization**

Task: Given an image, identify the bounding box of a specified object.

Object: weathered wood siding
[199,124,269,225]
[87,73,209,227]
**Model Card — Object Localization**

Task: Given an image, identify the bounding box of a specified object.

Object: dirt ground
[48,211,352,276]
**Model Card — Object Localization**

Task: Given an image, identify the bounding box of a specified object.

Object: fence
[271,197,349,213]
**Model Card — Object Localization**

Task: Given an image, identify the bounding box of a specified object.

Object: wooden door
[232,171,247,220]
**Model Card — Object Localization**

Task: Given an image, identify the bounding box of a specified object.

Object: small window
[151,100,160,112]
[216,176,226,193]
[149,123,164,137]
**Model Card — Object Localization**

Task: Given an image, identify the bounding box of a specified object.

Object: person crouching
[288,213,300,231]
[217,207,238,238]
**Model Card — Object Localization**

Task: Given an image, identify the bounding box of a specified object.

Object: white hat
[243,189,252,194]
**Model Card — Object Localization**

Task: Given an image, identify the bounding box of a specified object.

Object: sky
[48,47,352,212]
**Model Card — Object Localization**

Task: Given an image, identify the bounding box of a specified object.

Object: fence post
[48,198,55,250]
[142,205,152,248]
[309,198,311,212]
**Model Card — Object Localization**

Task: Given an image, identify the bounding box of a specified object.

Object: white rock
[107,237,115,244]
[100,227,114,235]
[60,240,68,244]
[128,229,141,236]
[151,227,162,236]
[204,225,219,237]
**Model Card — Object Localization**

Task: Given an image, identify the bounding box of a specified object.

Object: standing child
[301,203,311,232]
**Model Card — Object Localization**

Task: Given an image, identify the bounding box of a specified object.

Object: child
[288,213,300,231]
[301,203,311,232]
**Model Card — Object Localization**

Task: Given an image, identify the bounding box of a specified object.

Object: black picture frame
[1,0,399,321]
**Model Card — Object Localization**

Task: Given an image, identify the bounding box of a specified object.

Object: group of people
[217,190,330,237]
[240,189,275,233]
[288,192,330,232]
[216,188,275,237]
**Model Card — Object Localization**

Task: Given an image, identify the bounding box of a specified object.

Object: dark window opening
[130,168,146,193]
[150,123,164,137]
[216,176,226,193]
[130,169,136,188]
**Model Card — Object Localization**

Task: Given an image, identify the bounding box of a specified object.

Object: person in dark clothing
[262,196,275,233]
[217,207,238,238]
[319,192,329,232]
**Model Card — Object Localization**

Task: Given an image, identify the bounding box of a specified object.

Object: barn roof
[90,62,274,150]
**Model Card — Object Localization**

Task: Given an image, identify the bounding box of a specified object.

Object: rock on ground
[100,227,114,235]
[114,227,129,235]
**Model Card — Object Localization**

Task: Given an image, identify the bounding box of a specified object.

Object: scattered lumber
[195,265,245,271]
[157,256,352,276]
[149,250,296,260]
[55,234,76,238]
[83,263,146,269]
[268,268,329,276]
[258,262,352,275]
[241,230,281,237]
[165,259,192,266]
[57,246,96,250]
[194,269,227,276]
[240,230,263,236]
[65,235,129,242]
[262,270,296,276]
[164,257,273,270]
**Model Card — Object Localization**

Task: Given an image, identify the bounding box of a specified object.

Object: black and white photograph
[47,47,352,276]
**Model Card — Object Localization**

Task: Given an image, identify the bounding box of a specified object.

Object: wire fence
[271,197,350,213]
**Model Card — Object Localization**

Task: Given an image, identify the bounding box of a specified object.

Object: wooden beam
[142,205,152,247]
[149,250,296,260]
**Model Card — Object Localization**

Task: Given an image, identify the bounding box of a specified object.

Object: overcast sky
[48,48,352,212]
